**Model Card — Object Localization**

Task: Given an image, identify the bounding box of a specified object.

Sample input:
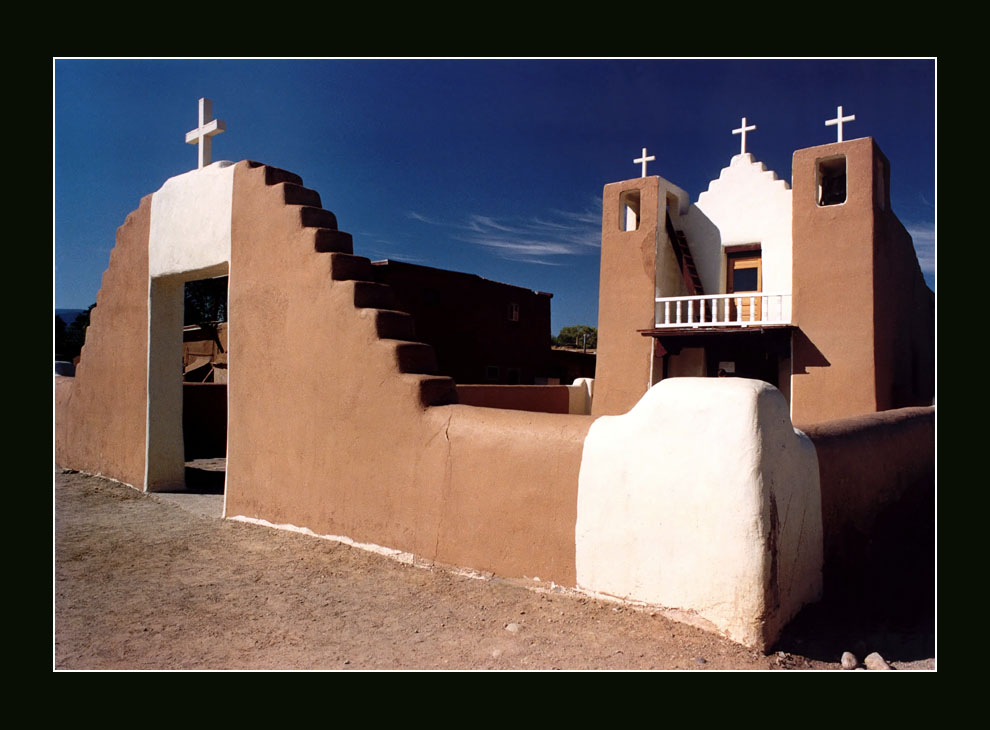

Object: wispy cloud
[906,222,936,278]
[407,201,602,265]
[407,211,441,225]
[349,229,431,265]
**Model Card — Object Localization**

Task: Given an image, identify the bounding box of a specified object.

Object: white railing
[654,292,791,328]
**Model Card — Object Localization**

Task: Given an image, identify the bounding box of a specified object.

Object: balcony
[654,292,791,329]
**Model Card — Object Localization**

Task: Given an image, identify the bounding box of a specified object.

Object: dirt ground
[53,468,935,671]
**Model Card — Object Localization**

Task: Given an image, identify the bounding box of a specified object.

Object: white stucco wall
[575,377,822,648]
[567,378,595,415]
[678,153,792,308]
[654,178,693,301]
[149,161,235,278]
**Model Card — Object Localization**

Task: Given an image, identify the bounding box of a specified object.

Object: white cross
[732,117,757,154]
[825,105,856,143]
[185,98,226,169]
[633,147,655,177]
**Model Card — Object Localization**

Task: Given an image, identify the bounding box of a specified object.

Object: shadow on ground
[775,497,935,664]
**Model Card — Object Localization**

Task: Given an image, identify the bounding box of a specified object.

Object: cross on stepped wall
[186,98,226,170]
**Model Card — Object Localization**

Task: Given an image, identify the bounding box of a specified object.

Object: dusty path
[53,469,933,670]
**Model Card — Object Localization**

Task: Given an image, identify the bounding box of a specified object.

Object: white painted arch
[145,161,234,492]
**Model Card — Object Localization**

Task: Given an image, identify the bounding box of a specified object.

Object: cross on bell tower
[633,147,655,177]
[185,98,226,169]
[825,105,856,143]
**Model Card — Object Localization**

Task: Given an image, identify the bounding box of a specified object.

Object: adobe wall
[455,380,593,415]
[223,161,593,586]
[455,384,571,413]
[54,195,152,488]
[593,177,660,416]
[790,138,880,423]
[594,177,670,416]
[433,406,590,582]
[800,407,934,607]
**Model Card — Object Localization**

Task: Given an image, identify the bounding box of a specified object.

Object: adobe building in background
[593,121,935,424]
[369,259,554,385]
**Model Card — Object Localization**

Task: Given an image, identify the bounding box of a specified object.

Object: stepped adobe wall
[54,196,152,488]
[54,160,594,586]
[224,161,592,583]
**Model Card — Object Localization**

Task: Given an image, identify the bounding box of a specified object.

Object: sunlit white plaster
[567,378,594,415]
[653,177,693,302]
[575,377,822,648]
[149,161,235,278]
[230,515,421,564]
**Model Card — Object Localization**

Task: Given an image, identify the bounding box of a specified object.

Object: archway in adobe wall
[145,162,234,492]
[146,265,229,491]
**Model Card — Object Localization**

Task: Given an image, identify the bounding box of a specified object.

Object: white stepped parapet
[678,153,794,299]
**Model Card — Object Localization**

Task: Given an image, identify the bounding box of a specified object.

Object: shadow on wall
[778,406,935,661]
[791,329,831,374]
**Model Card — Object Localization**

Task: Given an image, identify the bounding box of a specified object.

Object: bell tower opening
[817,155,847,206]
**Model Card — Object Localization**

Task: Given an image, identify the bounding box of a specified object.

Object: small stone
[492,649,503,659]
[864,652,891,671]
[505,622,523,633]
[841,651,858,670]
[696,657,707,665]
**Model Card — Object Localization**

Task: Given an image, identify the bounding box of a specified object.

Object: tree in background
[184,276,228,326]
[553,325,597,349]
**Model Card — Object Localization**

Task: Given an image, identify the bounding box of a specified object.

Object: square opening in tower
[817,156,847,206]
[620,190,641,231]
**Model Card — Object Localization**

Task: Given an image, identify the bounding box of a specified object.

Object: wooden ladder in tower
[665,213,704,296]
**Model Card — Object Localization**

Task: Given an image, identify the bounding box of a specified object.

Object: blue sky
[54,59,935,334]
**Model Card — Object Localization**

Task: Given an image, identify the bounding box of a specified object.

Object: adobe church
[54,100,934,650]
